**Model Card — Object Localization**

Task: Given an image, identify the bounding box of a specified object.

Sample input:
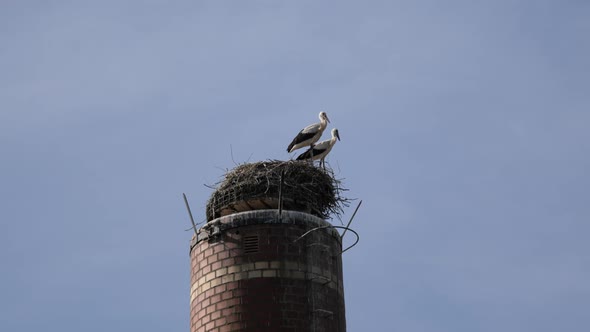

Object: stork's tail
[287,141,295,153]
[296,149,312,160]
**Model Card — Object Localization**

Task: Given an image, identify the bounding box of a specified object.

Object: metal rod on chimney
[341,200,362,239]
[183,193,199,237]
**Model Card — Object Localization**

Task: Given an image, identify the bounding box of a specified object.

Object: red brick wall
[189,211,346,331]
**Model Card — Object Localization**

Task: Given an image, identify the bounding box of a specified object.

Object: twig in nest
[205,160,350,221]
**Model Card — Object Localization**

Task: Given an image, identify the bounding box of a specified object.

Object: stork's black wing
[287,131,316,152]
[296,146,326,160]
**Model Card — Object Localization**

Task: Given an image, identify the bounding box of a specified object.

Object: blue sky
[1,1,589,331]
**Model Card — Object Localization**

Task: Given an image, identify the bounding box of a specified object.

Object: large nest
[206,160,349,221]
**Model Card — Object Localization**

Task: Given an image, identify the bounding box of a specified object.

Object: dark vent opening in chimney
[243,235,259,254]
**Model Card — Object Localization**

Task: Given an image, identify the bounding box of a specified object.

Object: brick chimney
[189,209,346,331]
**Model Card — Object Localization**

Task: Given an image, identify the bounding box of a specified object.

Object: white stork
[296,128,340,168]
[287,112,330,153]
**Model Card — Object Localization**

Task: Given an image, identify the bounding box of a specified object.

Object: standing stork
[287,112,330,153]
[296,128,341,169]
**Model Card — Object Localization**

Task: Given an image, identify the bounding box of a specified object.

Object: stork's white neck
[330,131,338,144]
[319,117,328,130]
